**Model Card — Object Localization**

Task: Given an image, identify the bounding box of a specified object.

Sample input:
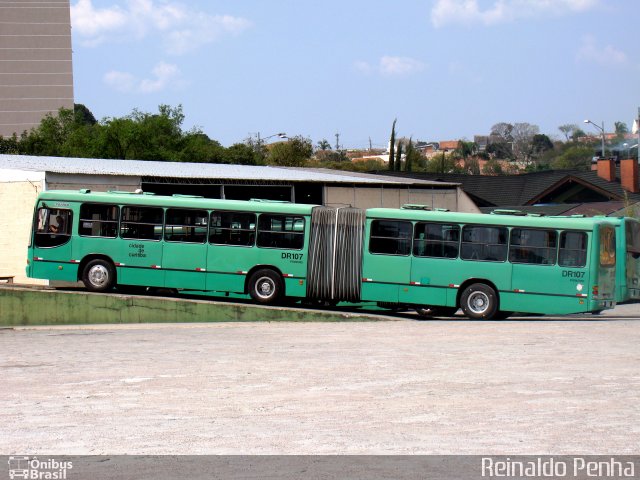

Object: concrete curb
[0,286,391,326]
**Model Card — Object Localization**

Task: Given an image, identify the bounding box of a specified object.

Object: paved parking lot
[1,304,639,454]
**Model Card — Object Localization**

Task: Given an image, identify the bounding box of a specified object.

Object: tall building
[0,0,74,139]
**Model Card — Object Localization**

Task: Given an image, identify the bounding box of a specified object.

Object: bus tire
[460,283,498,320]
[248,269,283,304]
[82,259,115,292]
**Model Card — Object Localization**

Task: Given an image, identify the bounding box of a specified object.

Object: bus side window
[165,208,208,243]
[79,203,119,238]
[369,220,412,256]
[558,231,587,267]
[120,206,163,241]
[209,211,256,246]
[461,225,508,262]
[257,214,305,250]
[413,222,460,258]
[509,228,557,265]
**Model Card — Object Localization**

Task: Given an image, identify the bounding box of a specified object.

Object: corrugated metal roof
[0,154,456,187]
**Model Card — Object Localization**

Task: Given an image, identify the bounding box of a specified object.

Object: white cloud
[104,62,183,93]
[71,0,251,54]
[431,0,599,28]
[576,35,627,66]
[354,56,425,76]
[379,56,425,76]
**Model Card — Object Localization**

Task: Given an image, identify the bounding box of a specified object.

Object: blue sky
[71,0,639,148]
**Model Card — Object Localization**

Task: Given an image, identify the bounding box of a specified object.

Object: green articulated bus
[27,190,617,319]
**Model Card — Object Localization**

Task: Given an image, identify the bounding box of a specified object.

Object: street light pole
[584,119,606,159]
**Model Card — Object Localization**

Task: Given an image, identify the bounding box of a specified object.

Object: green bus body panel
[361,209,617,315]
[28,191,316,297]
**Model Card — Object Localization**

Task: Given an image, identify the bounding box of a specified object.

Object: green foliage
[388,119,396,171]
[266,135,313,167]
[552,145,593,170]
[404,138,421,172]
[425,152,460,173]
[224,143,261,165]
[317,139,331,151]
[482,159,503,175]
[0,134,21,154]
[395,142,403,171]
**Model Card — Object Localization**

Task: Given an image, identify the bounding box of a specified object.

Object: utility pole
[335,132,340,151]
[369,137,372,151]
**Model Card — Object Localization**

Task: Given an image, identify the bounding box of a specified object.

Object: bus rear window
[257,214,304,250]
[120,206,163,241]
[79,204,118,238]
[369,220,412,256]
[461,225,508,262]
[34,208,72,248]
[509,228,557,265]
[599,226,616,267]
[558,231,587,267]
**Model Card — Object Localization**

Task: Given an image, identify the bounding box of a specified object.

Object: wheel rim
[88,264,109,287]
[255,276,275,300]
[467,291,490,315]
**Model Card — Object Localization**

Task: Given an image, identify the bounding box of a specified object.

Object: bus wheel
[460,283,498,320]
[82,259,115,292]
[248,269,283,304]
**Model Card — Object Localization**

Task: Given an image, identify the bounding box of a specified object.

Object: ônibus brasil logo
[8,457,73,480]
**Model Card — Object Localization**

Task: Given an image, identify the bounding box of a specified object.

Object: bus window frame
[78,203,120,239]
[368,219,413,257]
[508,227,558,266]
[412,221,460,259]
[209,210,257,248]
[164,208,208,244]
[34,207,73,249]
[558,230,588,268]
[460,224,509,263]
[120,205,164,242]
[256,213,305,250]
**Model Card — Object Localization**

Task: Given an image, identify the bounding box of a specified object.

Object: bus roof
[366,207,616,230]
[37,190,318,215]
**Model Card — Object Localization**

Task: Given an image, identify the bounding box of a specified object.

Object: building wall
[46,173,142,192]
[0,0,74,138]
[324,185,480,213]
[0,171,45,284]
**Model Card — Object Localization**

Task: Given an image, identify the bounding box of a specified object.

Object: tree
[317,139,331,151]
[425,152,460,173]
[74,103,97,126]
[388,119,397,171]
[490,122,514,141]
[224,143,261,165]
[615,121,629,141]
[404,138,421,172]
[530,134,554,159]
[267,136,313,167]
[552,145,593,170]
[482,159,503,175]
[511,122,540,163]
[558,124,578,141]
[394,142,403,171]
